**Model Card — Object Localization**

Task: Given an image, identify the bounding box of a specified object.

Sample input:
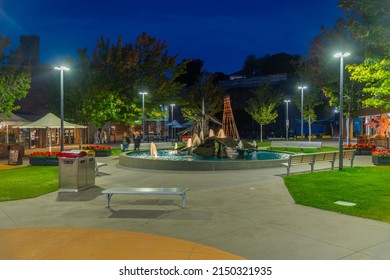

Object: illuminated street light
[334,52,350,170]
[284,100,290,140]
[54,66,70,151]
[139,92,148,139]
[298,86,307,140]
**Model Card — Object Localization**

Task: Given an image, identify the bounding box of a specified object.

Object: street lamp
[139,92,148,139]
[298,86,307,140]
[54,66,70,151]
[334,52,351,170]
[284,100,290,140]
[170,103,175,140]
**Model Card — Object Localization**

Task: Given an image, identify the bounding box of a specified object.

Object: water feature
[119,147,289,171]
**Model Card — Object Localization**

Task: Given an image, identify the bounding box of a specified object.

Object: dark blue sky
[1,0,344,74]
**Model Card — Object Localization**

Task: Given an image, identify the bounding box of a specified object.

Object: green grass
[256,141,338,153]
[0,166,58,202]
[284,166,390,222]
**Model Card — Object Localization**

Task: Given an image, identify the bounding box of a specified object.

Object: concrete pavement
[1,141,390,259]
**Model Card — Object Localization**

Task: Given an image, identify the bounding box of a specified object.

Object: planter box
[29,157,59,166]
[29,157,47,166]
[94,150,112,157]
[356,148,372,155]
[45,158,59,166]
[372,156,390,165]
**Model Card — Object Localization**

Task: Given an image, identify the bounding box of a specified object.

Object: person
[94,128,102,144]
[122,132,130,152]
[133,131,141,151]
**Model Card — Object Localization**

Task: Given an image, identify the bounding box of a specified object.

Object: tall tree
[339,0,390,112]
[0,33,31,116]
[245,82,282,142]
[180,72,225,127]
[67,32,187,126]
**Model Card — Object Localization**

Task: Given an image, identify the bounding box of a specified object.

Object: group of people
[122,131,141,152]
[94,128,108,144]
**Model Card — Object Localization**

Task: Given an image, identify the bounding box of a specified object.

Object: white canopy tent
[19,113,87,151]
[0,113,31,144]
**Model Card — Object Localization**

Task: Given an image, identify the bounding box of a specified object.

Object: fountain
[119,96,289,171]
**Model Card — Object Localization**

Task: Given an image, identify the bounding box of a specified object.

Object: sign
[8,149,23,165]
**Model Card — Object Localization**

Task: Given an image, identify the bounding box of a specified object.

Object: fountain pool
[119,149,290,171]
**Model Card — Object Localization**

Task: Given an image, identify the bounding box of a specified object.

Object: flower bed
[82,145,112,157]
[343,143,376,155]
[29,152,60,166]
[372,149,390,165]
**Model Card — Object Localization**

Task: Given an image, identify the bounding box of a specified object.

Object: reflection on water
[127,149,289,161]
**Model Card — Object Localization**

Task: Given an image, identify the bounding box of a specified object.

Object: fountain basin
[119,150,289,171]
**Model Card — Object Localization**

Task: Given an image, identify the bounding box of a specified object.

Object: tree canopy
[66,32,187,127]
[0,33,31,117]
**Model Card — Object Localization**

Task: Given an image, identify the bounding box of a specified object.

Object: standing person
[122,132,130,152]
[94,128,102,144]
[133,131,141,151]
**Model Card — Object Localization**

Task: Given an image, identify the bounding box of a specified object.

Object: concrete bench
[271,141,322,151]
[101,187,188,208]
[95,162,108,176]
[282,150,355,175]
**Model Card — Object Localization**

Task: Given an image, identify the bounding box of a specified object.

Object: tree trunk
[260,124,263,142]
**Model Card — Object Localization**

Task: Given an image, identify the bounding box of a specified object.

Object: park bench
[282,149,355,176]
[270,141,322,151]
[95,162,108,176]
[101,187,188,208]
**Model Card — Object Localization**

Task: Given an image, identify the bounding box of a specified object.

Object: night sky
[1,0,344,74]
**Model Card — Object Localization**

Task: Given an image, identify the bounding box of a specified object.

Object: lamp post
[298,86,307,140]
[54,66,69,151]
[139,92,147,139]
[284,100,290,140]
[170,103,175,141]
[334,52,350,170]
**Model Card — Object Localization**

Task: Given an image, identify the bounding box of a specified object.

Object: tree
[292,59,324,141]
[245,82,282,142]
[339,0,390,112]
[67,33,187,127]
[180,72,225,134]
[0,33,31,116]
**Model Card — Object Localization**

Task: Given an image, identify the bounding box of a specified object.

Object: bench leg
[310,163,314,173]
[106,194,113,208]
[286,167,290,176]
[181,194,186,208]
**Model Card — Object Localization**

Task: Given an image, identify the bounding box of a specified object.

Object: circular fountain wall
[119,149,289,171]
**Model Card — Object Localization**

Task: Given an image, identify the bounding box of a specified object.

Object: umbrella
[181,120,195,128]
[19,113,87,151]
[166,120,181,127]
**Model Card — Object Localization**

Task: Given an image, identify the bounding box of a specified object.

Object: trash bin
[71,149,96,187]
[58,151,88,192]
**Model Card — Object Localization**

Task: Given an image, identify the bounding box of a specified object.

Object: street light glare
[139,92,148,95]
[54,66,70,71]
[298,86,307,90]
[334,52,351,58]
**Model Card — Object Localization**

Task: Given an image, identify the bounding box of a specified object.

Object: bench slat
[283,150,355,175]
[102,187,188,208]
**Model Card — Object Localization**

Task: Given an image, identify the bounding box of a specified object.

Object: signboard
[8,149,23,165]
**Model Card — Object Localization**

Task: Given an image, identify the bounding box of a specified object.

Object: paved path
[1,142,390,259]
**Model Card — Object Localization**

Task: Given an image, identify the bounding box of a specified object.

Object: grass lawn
[0,166,58,202]
[284,166,390,222]
[256,141,338,153]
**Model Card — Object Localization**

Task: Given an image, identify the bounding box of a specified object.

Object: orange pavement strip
[0,228,246,260]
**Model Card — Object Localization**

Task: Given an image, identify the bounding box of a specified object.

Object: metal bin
[58,151,88,192]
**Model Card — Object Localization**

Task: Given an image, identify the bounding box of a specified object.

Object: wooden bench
[282,150,355,175]
[95,162,108,176]
[101,187,188,208]
[270,141,322,151]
